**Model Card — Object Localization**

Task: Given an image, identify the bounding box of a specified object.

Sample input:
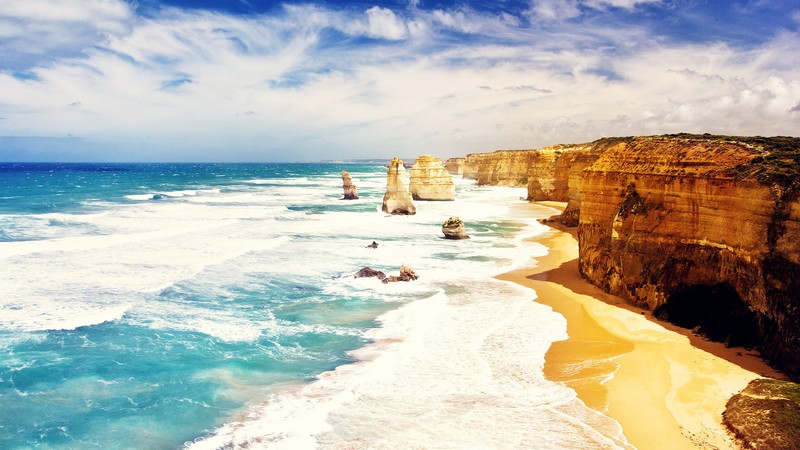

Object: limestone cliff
[576,135,800,377]
[444,157,465,175]
[462,150,539,186]
[409,155,455,201]
[382,157,416,215]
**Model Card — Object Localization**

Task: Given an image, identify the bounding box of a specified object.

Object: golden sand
[497,203,783,449]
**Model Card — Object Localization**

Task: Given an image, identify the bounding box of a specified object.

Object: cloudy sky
[1,0,798,162]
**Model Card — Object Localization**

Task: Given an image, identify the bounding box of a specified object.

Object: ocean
[0,162,629,449]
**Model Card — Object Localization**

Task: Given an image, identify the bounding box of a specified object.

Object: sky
[0,0,798,162]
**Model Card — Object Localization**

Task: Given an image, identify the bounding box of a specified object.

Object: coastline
[497,201,785,450]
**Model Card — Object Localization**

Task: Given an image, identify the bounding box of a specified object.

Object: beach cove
[499,201,786,450]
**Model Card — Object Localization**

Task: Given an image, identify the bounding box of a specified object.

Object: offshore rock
[409,155,455,201]
[341,170,358,200]
[382,157,416,215]
[382,265,419,283]
[576,134,800,377]
[444,157,465,175]
[442,216,469,239]
[366,241,378,249]
[355,267,386,280]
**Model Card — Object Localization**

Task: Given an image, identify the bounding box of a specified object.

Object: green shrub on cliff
[723,378,800,450]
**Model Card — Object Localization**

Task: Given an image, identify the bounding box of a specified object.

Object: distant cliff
[444,157,465,176]
[462,134,800,377]
[463,150,540,186]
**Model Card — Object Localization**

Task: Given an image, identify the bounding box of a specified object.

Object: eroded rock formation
[462,150,540,186]
[576,135,800,376]
[341,170,358,200]
[409,155,455,201]
[383,265,418,283]
[355,267,386,280]
[442,216,469,239]
[382,157,416,215]
[444,157,465,175]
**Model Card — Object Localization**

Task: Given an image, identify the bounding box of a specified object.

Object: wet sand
[497,204,784,449]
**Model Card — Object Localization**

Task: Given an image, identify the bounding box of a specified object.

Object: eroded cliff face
[409,155,455,201]
[444,157,465,176]
[576,135,800,376]
[462,150,539,186]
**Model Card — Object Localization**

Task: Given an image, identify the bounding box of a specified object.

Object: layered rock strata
[462,150,540,186]
[444,157,465,175]
[382,157,416,215]
[576,135,800,376]
[341,170,358,200]
[409,155,455,201]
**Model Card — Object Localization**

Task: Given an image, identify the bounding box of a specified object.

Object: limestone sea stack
[442,216,469,239]
[341,170,358,200]
[409,155,455,201]
[382,157,416,215]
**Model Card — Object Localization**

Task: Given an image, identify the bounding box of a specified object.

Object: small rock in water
[442,216,470,240]
[382,265,419,283]
[366,241,379,249]
[355,267,386,280]
[152,193,167,200]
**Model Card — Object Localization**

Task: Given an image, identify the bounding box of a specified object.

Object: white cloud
[527,0,581,21]
[0,0,133,67]
[365,6,408,40]
[0,3,797,161]
[526,0,660,21]
[584,0,661,11]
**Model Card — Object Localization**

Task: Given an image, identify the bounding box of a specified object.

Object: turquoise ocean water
[0,163,630,449]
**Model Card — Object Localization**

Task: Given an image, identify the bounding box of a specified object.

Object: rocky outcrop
[444,157,465,175]
[382,157,416,215]
[462,150,540,186]
[383,265,418,283]
[355,267,386,280]
[576,135,800,377]
[442,216,469,239]
[409,155,455,201]
[341,170,358,200]
[723,378,800,449]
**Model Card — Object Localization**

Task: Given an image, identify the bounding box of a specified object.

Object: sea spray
[0,163,630,449]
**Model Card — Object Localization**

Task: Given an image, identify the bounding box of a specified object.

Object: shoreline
[497,201,784,450]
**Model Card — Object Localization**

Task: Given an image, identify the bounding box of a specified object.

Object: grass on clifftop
[657,133,800,188]
[723,378,800,450]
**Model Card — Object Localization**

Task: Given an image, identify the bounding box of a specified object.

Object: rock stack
[382,157,416,215]
[409,155,455,201]
[341,170,358,200]
[442,216,469,239]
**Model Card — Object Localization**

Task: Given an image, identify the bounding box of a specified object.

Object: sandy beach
[498,202,785,450]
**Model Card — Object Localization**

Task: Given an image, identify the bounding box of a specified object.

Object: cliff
[382,157,416,215]
[409,155,455,201]
[444,157,465,176]
[576,135,800,376]
[462,150,539,186]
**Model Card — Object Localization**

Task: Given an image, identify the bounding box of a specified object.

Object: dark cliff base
[724,378,800,450]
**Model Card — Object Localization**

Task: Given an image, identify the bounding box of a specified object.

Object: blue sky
[0,0,798,162]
